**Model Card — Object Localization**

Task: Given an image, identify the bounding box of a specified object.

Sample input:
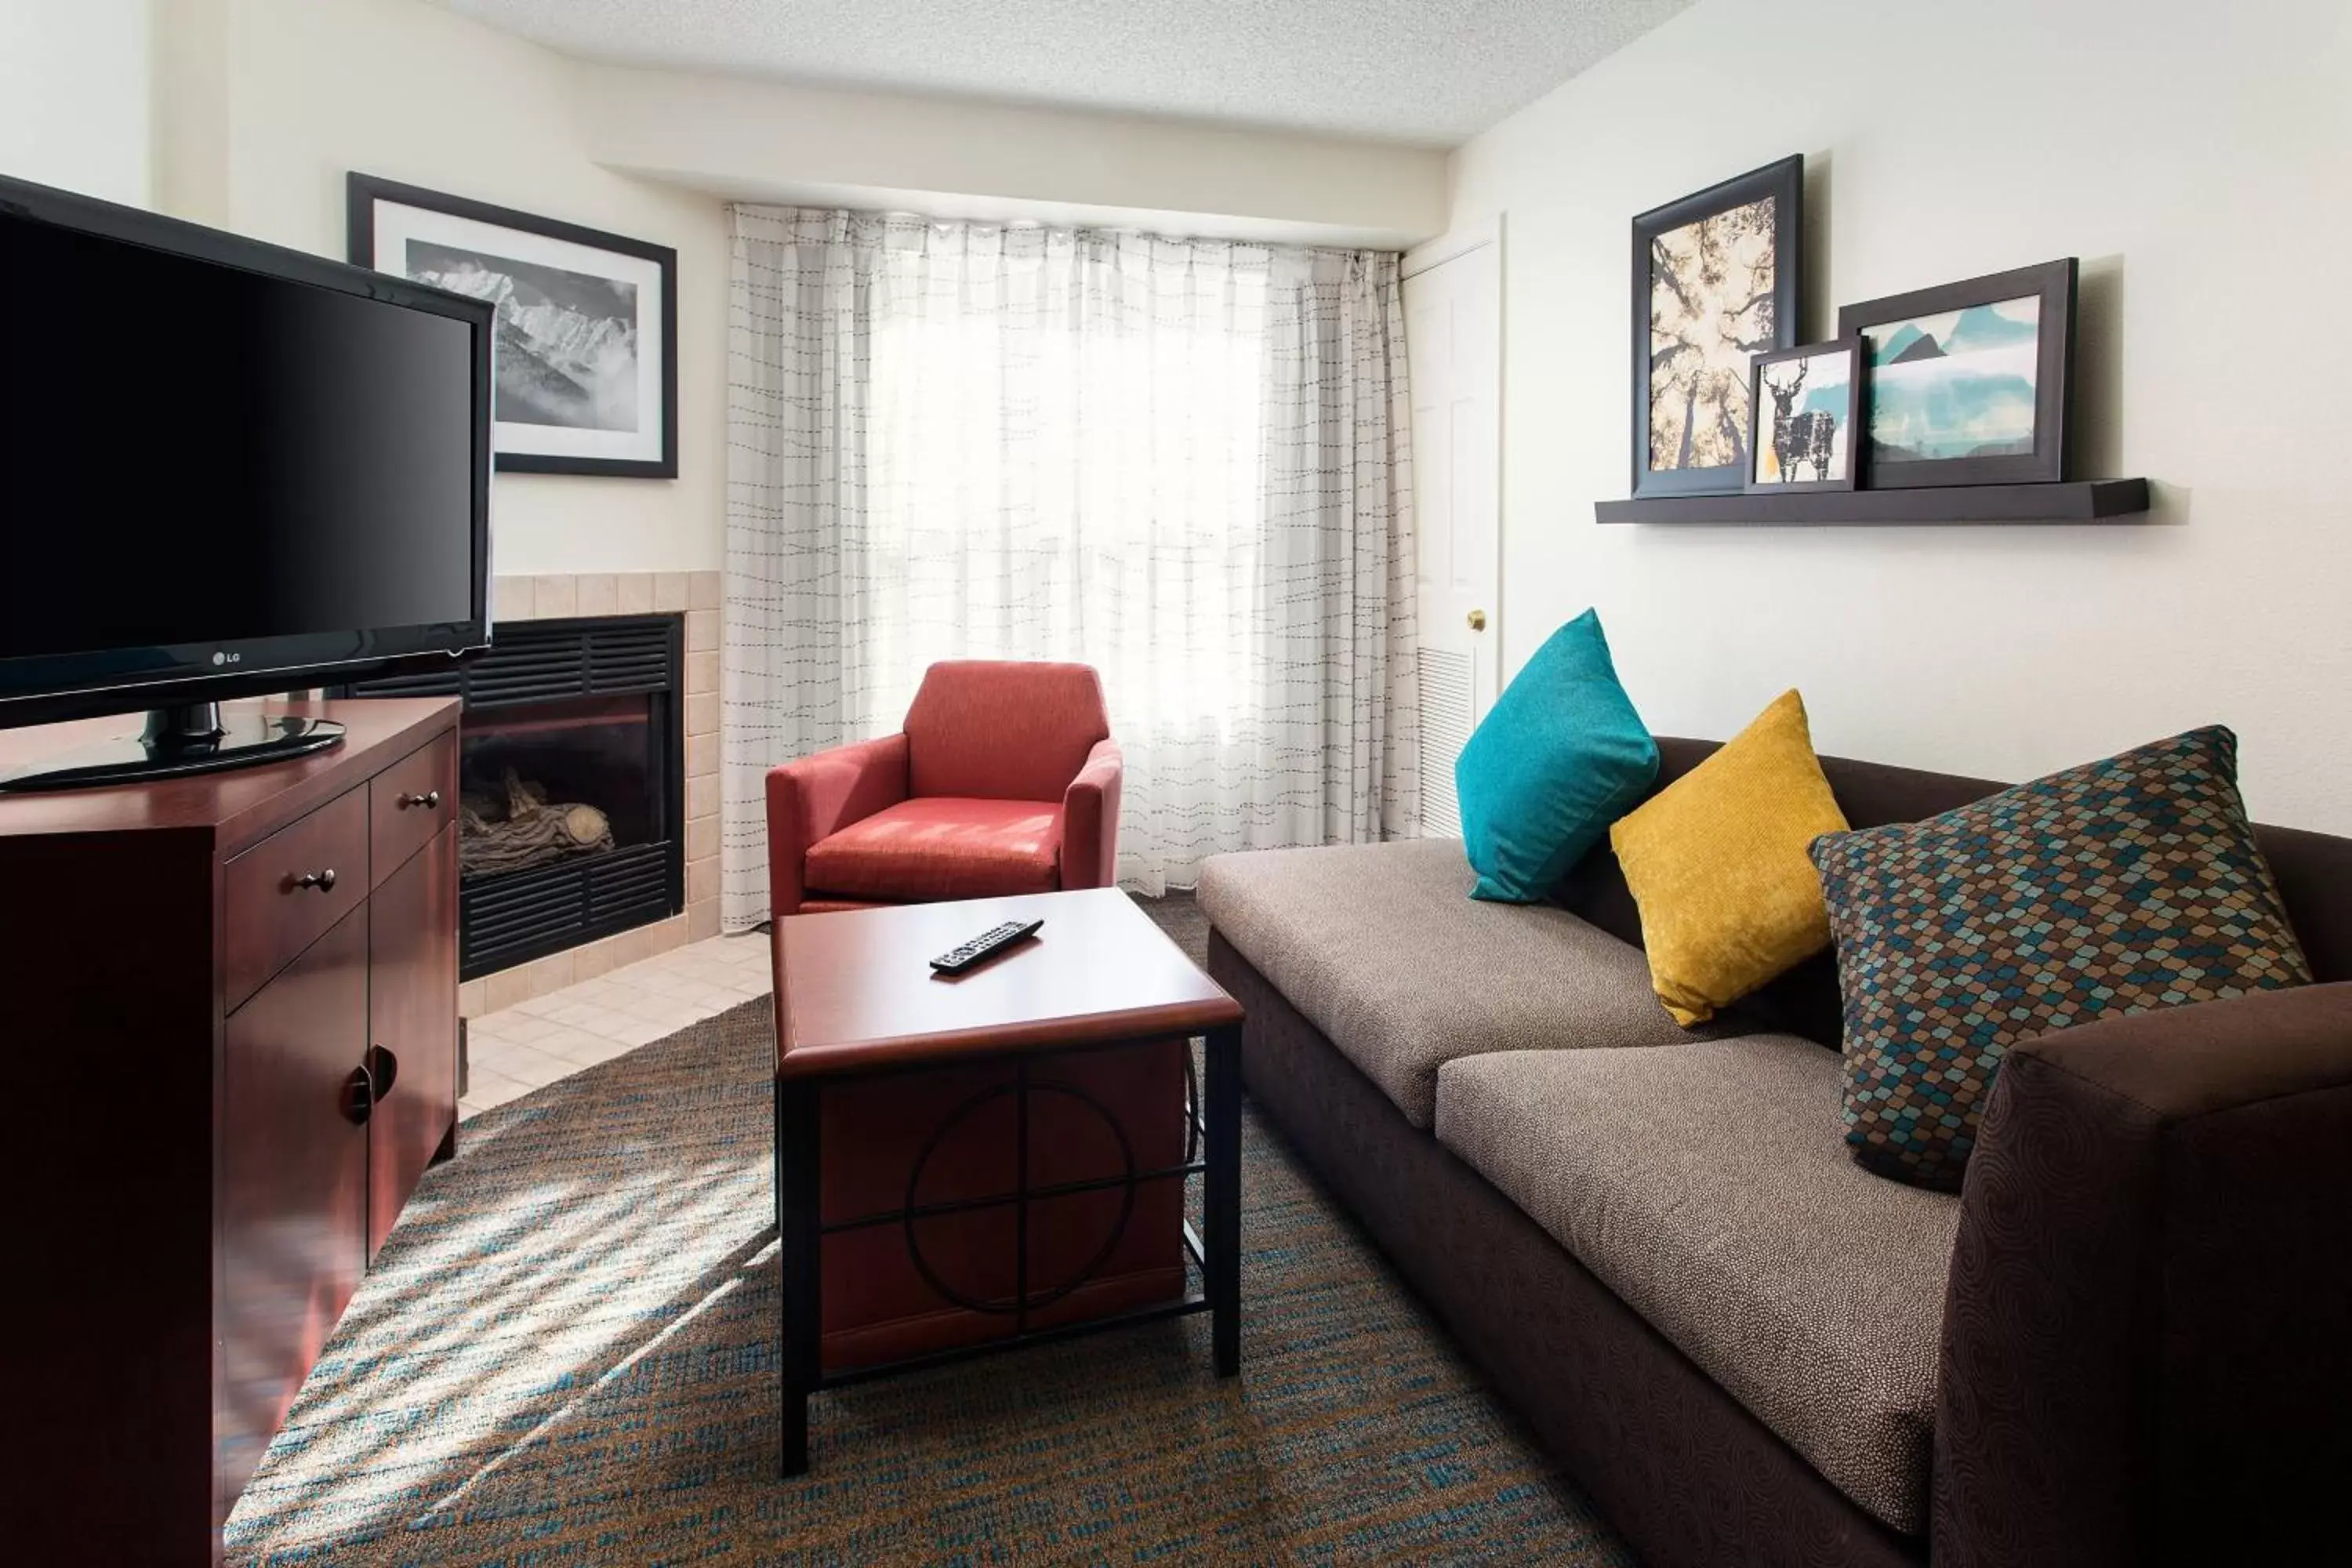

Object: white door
[1403,220,1502,837]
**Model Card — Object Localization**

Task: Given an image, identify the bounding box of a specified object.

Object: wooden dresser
[0,697,461,1566]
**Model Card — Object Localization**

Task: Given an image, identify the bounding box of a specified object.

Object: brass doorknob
[1467,609,1488,632]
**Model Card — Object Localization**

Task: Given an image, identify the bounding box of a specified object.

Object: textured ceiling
[441,0,1690,147]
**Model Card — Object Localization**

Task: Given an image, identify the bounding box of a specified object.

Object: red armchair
[766,659,1123,917]
[768,661,1160,1370]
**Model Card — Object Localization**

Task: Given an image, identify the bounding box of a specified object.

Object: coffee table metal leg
[1205,1022,1243,1377]
[776,1075,821,1476]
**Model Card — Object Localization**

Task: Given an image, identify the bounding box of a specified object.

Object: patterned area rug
[226,903,1629,1566]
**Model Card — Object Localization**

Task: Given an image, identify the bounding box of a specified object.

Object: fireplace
[338,614,684,978]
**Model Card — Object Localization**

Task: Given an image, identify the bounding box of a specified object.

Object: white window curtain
[720,206,1417,926]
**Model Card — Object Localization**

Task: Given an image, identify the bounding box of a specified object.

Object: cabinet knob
[365,1043,400,1100]
[288,868,338,893]
[341,1066,374,1126]
[1467,608,1488,632]
[397,789,442,811]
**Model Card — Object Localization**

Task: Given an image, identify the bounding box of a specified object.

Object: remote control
[929,918,1044,974]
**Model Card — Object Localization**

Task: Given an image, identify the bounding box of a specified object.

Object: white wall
[579,64,1448,251]
[0,0,153,205]
[170,0,730,574]
[1450,0,2352,833]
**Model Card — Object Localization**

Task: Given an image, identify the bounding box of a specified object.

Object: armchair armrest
[1933,982,2352,1567]
[1059,738,1123,890]
[765,733,909,917]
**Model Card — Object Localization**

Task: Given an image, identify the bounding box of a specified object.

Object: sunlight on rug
[224,996,1631,1566]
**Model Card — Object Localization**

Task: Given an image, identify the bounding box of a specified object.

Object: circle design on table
[901,1078,1139,1317]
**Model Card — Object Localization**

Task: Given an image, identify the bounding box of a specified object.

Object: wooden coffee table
[770,886,1245,1475]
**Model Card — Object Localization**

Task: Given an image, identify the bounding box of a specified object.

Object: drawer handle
[287,868,338,894]
[397,789,442,811]
[342,1066,374,1126]
[365,1042,400,1101]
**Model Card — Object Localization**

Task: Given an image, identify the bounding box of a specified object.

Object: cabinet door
[368,822,459,1262]
[219,906,371,1504]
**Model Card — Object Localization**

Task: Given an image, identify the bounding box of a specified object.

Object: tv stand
[2,698,459,1566]
[0,699,344,792]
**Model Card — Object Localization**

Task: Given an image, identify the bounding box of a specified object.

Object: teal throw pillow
[1455,610,1658,903]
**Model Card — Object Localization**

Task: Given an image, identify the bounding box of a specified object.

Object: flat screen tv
[0,172,492,792]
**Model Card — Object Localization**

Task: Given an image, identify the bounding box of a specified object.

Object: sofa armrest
[1059,738,1123,890]
[1933,982,2352,1568]
[764,733,909,917]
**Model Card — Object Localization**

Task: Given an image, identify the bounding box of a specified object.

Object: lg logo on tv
[212,651,241,666]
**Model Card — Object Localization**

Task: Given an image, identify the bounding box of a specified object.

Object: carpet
[225,896,1630,1566]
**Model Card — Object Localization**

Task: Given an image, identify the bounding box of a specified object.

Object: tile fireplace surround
[456,569,721,1019]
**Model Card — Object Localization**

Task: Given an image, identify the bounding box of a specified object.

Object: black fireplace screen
[461,694,648,880]
[336,614,684,978]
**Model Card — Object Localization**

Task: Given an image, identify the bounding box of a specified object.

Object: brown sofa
[1196,739,2352,1567]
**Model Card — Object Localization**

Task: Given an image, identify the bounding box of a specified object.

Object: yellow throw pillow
[1609,690,1849,1026]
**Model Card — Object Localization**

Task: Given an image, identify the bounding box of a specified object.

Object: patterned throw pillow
[1810,726,2310,1190]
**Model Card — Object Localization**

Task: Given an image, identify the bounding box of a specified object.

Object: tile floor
[459,930,773,1119]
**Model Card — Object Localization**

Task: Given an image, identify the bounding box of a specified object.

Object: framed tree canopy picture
[1632,154,1802,499]
[348,174,678,478]
[1837,257,2076,488]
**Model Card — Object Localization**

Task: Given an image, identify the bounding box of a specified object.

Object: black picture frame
[1744,339,1864,494]
[1631,154,1803,499]
[1837,257,2075,488]
[347,173,679,479]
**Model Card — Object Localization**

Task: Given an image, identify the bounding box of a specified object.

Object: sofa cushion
[1196,837,1725,1127]
[1434,1035,1961,1535]
[1813,724,2311,1190]
[806,797,1062,901]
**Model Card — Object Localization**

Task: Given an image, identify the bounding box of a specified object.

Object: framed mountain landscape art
[1631,155,1802,498]
[1838,258,2076,488]
[349,175,677,478]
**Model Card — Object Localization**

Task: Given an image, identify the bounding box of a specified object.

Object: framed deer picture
[1744,339,1864,493]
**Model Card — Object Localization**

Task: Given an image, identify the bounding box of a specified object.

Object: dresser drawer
[224,786,369,1011]
[371,731,458,887]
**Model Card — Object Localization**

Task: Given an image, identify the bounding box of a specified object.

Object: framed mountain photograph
[1837,258,2076,488]
[1631,154,1803,499]
[348,174,678,478]
[1744,339,1863,493]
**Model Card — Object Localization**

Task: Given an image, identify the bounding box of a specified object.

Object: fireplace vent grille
[346,616,677,710]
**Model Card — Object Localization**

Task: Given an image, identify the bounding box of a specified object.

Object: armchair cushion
[805,797,1064,902]
[903,660,1112,802]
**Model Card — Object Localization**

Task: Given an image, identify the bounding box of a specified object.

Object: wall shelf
[1593,478,2150,526]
